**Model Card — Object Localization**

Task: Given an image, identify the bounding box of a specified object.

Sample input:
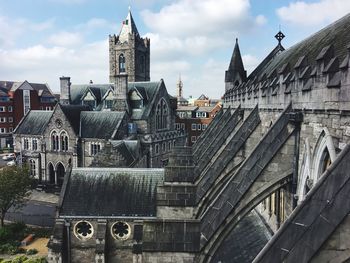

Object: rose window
[74,221,93,240]
[111,221,131,240]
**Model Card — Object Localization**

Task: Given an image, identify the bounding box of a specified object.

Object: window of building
[23,90,30,115]
[32,139,38,151]
[90,142,101,156]
[168,141,172,151]
[197,124,201,130]
[51,131,59,151]
[7,106,12,112]
[105,100,113,109]
[46,106,51,111]
[155,99,168,131]
[0,117,6,123]
[29,159,36,176]
[0,106,6,112]
[83,100,95,109]
[191,136,196,143]
[162,142,166,153]
[74,221,94,240]
[8,117,13,123]
[155,144,159,154]
[9,127,13,133]
[196,112,206,118]
[202,124,208,130]
[0,128,5,133]
[181,123,185,130]
[0,97,9,102]
[191,124,196,130]
[119,54,126,73]
[24,138,29,150]
[60,131,69,151]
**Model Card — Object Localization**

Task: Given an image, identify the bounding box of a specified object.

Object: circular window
[74,221,94,240]
[111,221,131,240]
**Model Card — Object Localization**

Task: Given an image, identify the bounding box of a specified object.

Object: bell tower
[109,8,150,83]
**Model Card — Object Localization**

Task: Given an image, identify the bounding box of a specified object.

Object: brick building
[0,80,56,148]
[176,103,221,145]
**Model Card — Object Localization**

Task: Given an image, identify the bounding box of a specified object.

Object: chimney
[60,76,71,105]
[114,74,129,112]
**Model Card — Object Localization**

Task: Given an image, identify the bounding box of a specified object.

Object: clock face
[55,119,63,128]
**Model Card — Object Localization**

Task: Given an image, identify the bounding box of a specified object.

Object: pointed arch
[48,162,55,184]
[119,54,126,73]
[56,162,65,186]
[155,98,169,131]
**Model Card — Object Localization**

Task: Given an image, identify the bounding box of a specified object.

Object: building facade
[0,81,56,149]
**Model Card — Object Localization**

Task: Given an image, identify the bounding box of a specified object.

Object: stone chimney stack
[60,76,71,105]
[114,74,129,112]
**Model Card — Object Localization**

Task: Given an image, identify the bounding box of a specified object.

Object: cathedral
[47,10,350,263]
[13,9,185,188]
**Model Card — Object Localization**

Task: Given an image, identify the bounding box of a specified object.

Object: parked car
[2,153,15,161]
[7,160,16,166]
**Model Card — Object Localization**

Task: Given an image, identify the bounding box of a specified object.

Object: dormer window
[119,54,126,73]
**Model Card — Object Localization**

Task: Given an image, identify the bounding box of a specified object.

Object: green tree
[0,166,32,227]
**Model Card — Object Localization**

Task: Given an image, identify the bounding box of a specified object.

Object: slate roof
[60,104,90,135]
[249,13,350,82]
[59,168,164,217]
[226,39,247,82]
[0,81,55,98]
[177,106,198,111]
[196,106,217,112]
[70,84,112,105]
[253,144,350,263]
[80,111,125,139]
[111,140,140,165]
[213,210,272,263]
[14,110,53,135]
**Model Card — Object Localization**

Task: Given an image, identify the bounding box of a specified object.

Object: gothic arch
[297,128,337,203]
[60,130,69,151]
[311,128,336,180]
[48,162,55,184]
[119,54,126,73]
[56,162,65,186]
[50,130,59,151]
[155,98,169,131]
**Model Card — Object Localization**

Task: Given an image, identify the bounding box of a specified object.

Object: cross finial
[275,30,285,45]
[128,5,131,11]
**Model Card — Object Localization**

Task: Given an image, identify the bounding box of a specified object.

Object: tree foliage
[0,166,32,227]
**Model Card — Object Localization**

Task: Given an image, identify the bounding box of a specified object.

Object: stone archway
[48,163,55,185]
[56,162,65,186]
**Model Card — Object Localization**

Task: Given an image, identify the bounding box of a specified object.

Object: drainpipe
[65,220,71,263]
[290,111,303,209]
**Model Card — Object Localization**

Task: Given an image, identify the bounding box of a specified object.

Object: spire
[118,8,139,43]
[176,74,183,98]
[225,38,247,83]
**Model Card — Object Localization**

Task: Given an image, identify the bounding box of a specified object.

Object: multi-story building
[176,103,221,145]
[0,81,56,148]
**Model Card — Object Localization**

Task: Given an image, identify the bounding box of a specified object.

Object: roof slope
[60,168,164,217]
[253,144,350,263]
[80,111,125,139]
[60,104,90,134]
[118,10,139,43]
[249,13,350,81]
[14,110,53,135]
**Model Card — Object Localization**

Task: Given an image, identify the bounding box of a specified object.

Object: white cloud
[141,0,256,37]
[0,16,54,48]
[0,40,108,91]
[48,31,83,47]
[277,0,350,26]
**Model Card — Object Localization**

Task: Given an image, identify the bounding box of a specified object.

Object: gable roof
[14,110,53,135]
[80,111,125,139]
[250,13,350,82]
[59,168,164,217]
[60,104,90,134]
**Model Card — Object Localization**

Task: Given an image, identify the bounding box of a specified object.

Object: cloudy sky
[1,0,350,98]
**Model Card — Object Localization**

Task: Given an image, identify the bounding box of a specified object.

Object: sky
[1,0,350,99]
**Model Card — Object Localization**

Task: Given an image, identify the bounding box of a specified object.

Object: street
[5,200,56,227]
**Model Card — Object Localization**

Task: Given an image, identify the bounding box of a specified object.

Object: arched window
[60,131,69,151]
[140,55,145,73]
[119,54,126,73]
[23,138,29,150]
[155,99,169,130]
[29,159,36,176]
[51,131,59,151]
